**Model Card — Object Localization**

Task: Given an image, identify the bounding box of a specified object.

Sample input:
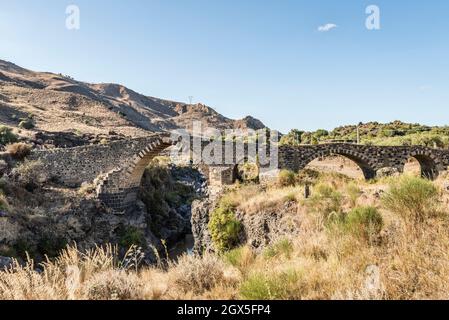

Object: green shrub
[208,199,242,252]
[0,126,18,146]
[283,192,297,203]
[223,246,255,272]
[13,238,36,260]
[37,234,68,258]
[342,206,383,241]
[382,175,439,223]
[240,270,299,300]
[277,170,296,187]
[18,118,35,130]
[264,239,294,259]
[118,226,147,249]
[306,183,343,219]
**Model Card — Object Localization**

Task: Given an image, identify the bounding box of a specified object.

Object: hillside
[281,121,449,148]
[0,59,266,147]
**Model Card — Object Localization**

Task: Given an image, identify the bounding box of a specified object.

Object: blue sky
[0,1,448,132]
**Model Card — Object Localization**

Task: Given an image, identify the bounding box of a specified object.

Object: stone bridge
[30,134,449,213]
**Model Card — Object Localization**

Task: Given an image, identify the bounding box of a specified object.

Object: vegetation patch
[6,143,32,160]
[330,206,383,243]
[277,169,296,187]
[118,226,146,250]
[240,270,299,300]
[0,126,18,146]
[264,239,294,259]
[169,254,227,294]
[223,246,255,273]
[382,175,439,223]
[37,234,68,258]
[208,199,242,252]
[304,183,343,219]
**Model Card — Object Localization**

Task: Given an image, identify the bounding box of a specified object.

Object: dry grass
[221,184,304,215]
[6,143,32,160]
[1,173,449,300]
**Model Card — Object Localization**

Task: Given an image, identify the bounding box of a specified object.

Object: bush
[0,126,18,146]
[306,183,343,219]
[277,170,296,187]
[208,199,242,252]
[170,254,227,294]
[283,192,297,203]
[264,239,294,259]
[343,206,383,241]
[223,246,255,272]
[84,270,142,300]
[11,160,47,190]
[382,175,439,223]
[37,234,68,258]
[236,162,259,182]
[118,226,146,249]
[6,143,32,160]
[240,270,298,300]
[18,119,35,130]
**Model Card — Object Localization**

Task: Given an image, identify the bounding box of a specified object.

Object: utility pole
[357,122,363,144]
[188,96,194,105]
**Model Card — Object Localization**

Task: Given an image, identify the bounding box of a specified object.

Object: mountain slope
[0,59,266,141]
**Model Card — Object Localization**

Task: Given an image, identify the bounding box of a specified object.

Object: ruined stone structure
[30,134,449,213]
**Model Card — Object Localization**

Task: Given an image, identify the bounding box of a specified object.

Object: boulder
[376,167,400,178]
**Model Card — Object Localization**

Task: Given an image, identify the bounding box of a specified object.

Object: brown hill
[0,59,266,142]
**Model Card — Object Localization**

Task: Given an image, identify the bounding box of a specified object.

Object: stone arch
[400,150,441,180]
[301,147,377,180]
[96,137,174,213]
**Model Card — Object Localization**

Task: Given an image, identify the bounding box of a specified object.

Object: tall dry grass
[1,173,449,300]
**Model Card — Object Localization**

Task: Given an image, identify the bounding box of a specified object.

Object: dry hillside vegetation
[2,171,449,300]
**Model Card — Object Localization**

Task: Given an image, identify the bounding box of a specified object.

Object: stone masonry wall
[29,134,170,187]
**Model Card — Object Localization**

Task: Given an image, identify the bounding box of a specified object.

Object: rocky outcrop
[192,198,302,254]
[0,162,206,264]
[191,199,215,254]
[236,202,301,250]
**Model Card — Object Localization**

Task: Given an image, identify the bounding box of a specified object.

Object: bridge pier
[97,187,139,214]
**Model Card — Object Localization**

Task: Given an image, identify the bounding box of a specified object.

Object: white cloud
[419,85,432,91]
[318,23,338,32]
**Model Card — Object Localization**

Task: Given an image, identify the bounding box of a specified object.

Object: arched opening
[403,157,421,177]
[303,151,376,180]
[403,154,438,180]
[234,161,259,183]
